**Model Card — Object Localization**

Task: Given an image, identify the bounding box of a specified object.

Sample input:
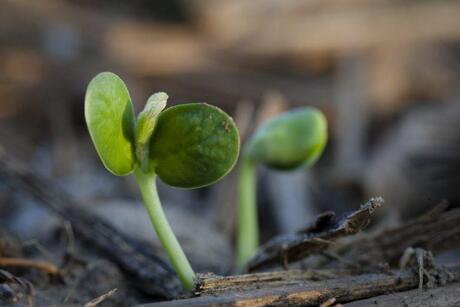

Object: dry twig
[84,288,118,307]
[0,257,59,275]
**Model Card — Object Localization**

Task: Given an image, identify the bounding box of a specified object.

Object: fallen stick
[0,257,59,275]
[144,263,460,307]
[247,197,383,271]
[195,269,351,296]
[0,147,180,298]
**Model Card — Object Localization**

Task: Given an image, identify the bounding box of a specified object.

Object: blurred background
[1,0,460,304]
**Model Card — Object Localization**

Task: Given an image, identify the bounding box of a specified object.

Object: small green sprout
[235,107,327,268]
[85,72,240,290]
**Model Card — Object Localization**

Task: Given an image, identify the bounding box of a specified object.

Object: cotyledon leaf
[149,103,240,188]
[85,72,136,176]
[245,106,327,170]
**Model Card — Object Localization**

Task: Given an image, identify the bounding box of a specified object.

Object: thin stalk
[235,156,258,268]
[134,168,195,291]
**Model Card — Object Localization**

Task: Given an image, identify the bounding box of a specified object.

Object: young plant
[85,72,240,290]
[236,107,327,268]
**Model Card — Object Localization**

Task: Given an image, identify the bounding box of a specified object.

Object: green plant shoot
[85,72,240,290]
[235,107,327,268]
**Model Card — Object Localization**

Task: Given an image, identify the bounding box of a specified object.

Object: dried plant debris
[0,146,181,298]
[0,269,34,306]
[84,288,118,307]
[320,202,460,271]
[0,257,60,276]
[347,282,460,307]
[399,247,457,290]
[247,197,383,271]
[194,269,350,296]
[148,264,460,307]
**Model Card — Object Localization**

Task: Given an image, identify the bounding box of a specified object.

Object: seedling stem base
[134,168,195,291]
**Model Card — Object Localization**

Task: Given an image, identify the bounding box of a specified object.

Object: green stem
[134,168,195,291]
[235,156,258,268]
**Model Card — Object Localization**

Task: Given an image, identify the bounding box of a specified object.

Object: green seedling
[85,72,240,290]
[235,107,327,268]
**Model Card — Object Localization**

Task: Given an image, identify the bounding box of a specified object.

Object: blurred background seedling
[236,107,327,268]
